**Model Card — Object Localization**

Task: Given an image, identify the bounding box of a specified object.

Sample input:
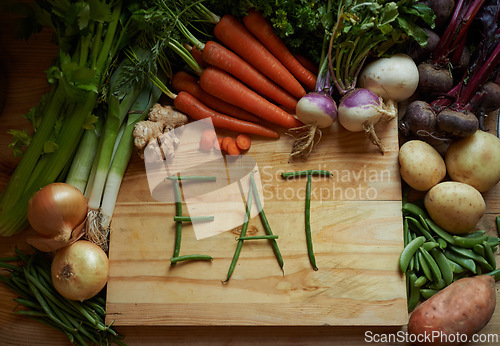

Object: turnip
[288,59,337,159]
[358,53,419,107]
[337,88,396,153]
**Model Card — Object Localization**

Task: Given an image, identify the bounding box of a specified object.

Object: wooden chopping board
[105,117,407,326]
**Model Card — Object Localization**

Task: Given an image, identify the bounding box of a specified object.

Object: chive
[496,216,500,237]
[170,255,213,264]
[166,175,217,181]
[223,183,253,283]
[281,169,332,178]
[305,174,318,270]
[172,179,183,261]
[249,173,284,271]
[173,216,214,222]
[237,235,279,240]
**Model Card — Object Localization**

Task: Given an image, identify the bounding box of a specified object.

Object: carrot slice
[221,137,234,152]
[201,128,217,143]
[214,137,223,150]
[226,140,242,156]
[199,137,213,152]
[235,134,251,150]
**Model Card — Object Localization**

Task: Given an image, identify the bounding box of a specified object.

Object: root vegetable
[51,240,110,301]
[26,183,88,252]
[399,140,446,191]
[358,53,419,105]
[436,108,479,138]
[445,130,500,192]
[337,88,397,154]
[408,275,496,346]
[417,62,454,98]
[424,181,486,234]
[133,104,188,150]
[399,100,447,146]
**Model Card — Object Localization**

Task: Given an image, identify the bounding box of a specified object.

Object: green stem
[173,216,214,222]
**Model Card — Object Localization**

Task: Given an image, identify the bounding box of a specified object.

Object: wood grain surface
[0,4,499,345]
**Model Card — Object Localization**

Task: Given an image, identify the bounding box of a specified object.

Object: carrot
[226,140,242,156]
[199,67,303,129]
[199,137,213,152]
[213,14,306,99]
[294,54,319,75]
[172,71,262,123]
[242,10,317,91]
[173,91,280,138]
[201,129,217,143]
[221,137,234,152]
[202,41,298,110]
[190,45,209,68]
[235,134,251,151]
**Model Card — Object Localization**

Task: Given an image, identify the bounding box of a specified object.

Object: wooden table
[1,7,499,346]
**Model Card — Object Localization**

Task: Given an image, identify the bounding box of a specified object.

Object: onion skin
[51,240,110,301]
[27,183,88,251]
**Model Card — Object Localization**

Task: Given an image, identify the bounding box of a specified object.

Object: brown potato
[424,181,485,234]
[399,140,446,191]
[408,275,496,345]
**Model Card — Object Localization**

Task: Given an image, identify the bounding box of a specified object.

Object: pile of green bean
[401,202,500,312]
[0,248,123,345]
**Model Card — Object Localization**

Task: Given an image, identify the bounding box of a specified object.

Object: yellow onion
[51,240,110,301]
[26,183,88,252]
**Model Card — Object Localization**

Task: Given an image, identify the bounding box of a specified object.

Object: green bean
[223,182,253,283]
[170,254,213,264]
[166,175,216,181]
[237,235,279,240]
[420,288,439,299]
[414,276,428,288]
[420,248,442,283]
[14,298,42,310]
[430,248,453,286]
[402,203,427,218]
[428,278,446,290]
[399,236,426,272]
[172,180,183,261]
[453,234,488,248]
[437,237,448,249]
[483,240,497,270]
[443,250,477,273]
[473,244,485,257]
[281,169,332,178]
[403,218,409,247]
[0,261,23,272]
[496,216,500,236]
[465,230,486,238]
[485,268,500,281]
[173,216,214,222]
[421,242,439,252]
[305,173,318,271]
[418,250,433,281]
[250,173,284,271]
[446,258,465,274]
[406,216,433,241]
[424,219,455,244]
[447,245,493,270]
[407,272,420,312]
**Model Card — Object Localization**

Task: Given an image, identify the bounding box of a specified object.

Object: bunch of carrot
[170,9,318,143]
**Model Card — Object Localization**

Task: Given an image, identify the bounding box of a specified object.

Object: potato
[399,140,446,191]
[408,275,496,346]
[446,130,500,192]
[424,181,485,234]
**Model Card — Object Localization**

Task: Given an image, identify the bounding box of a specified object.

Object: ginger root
[133,103,188,157]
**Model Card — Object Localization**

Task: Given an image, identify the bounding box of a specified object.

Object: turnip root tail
[287,124,322,160]
[363,122,385,154]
